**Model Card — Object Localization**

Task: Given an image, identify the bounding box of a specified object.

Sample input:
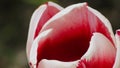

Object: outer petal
[26,1,63,60]
[113,29,120,68]
[87,6,115,46]
[78,33,116,68]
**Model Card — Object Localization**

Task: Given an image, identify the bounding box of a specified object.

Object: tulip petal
[78,33,116,68]
[29,29,52,68]
[26,1,63,60]
[113,29,120,68]
[87,6,115,45]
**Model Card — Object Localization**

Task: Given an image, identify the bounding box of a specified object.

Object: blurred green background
[0,0,120,68]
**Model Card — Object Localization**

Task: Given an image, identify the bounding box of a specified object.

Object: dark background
[0,0,120,68]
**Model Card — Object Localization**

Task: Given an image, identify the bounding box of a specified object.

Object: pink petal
[78,33,116,68]
[113,29,120,68]
[26,1,63,60]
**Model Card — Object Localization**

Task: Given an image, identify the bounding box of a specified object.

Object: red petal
[26,1,63,60]
[77,33,116,68]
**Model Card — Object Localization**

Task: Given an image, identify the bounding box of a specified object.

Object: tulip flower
[26,1,120,68]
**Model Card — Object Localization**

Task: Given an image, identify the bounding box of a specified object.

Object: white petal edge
[87,6,115,46]
[26,4,47,60]
[48,1,64,10]
[81,33,116,63]
[113,29,120,68]
[29,29,52,68]
[41,2,87,30]
[38,59,79,68]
